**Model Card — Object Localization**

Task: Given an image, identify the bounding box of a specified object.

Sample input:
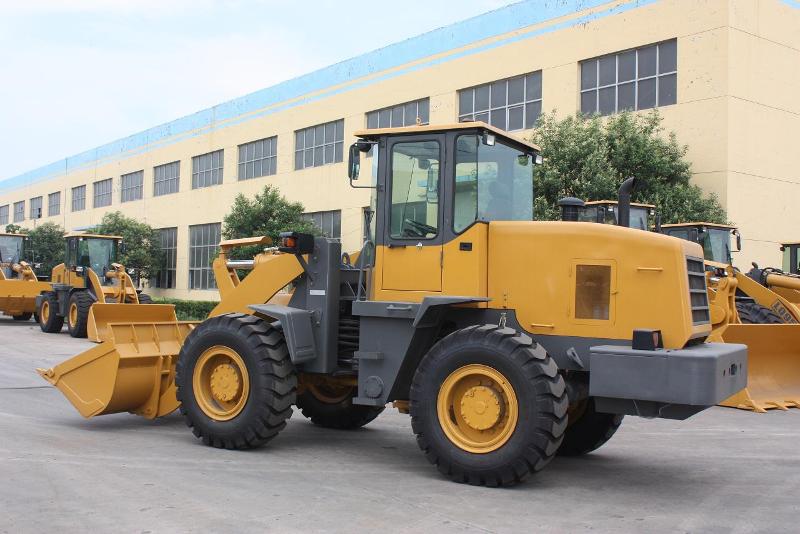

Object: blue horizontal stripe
[1,0,655,194]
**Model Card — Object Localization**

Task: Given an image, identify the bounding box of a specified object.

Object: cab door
[381,136,443,292]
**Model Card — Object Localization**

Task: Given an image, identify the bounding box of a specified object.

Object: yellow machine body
[0,232,51,318]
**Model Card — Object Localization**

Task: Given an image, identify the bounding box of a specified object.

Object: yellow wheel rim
[41,301,50,323]
[307,382,353,404]
[192,345,251,421]
[437,364,518,454]
[68,302,78,326]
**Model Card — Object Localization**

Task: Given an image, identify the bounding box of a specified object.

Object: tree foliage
[4,224,24,234]
[93,211,163,283]
[530,110,727,224]
[27,222,65,275]
[223,185,317,259]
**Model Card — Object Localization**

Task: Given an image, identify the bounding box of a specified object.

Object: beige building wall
[0,0,797,299]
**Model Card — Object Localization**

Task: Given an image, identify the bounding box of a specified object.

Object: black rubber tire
[557,398,623,456]
[66,291,92,338]
[137,293,153,304]
[296,385,384,429]
[38,292,64,333]
[175,313,296,450]
[409,324,568,487]
[12,313,33,321]
[736,301,783,324]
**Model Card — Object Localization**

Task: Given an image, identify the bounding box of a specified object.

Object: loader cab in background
[350,122,540,298]
[661,223,741,265]
[60,233,123,287]
[579,201,657,231]
[0,233,28,278]
[781,243,800,275]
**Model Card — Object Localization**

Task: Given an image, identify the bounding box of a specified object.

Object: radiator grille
[686,257,710,324]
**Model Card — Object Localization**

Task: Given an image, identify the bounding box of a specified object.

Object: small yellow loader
[36,233,174,341]
[661,222,800,411]
[0,232,51,321]
[38,123,746,487]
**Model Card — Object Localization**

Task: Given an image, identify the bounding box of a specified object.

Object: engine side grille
[686,257,710,325]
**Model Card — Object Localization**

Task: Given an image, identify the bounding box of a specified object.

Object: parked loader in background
[36,233,174,341]
[0,232,51,321]
[38,123,746,487]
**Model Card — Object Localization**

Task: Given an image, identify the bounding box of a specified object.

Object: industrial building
[0,0,797,300]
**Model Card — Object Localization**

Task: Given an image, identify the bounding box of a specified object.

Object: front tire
[409,325,568,487]
[137,293,153,304]
[176,313,296,450]
[557,398,623,456]
[296,380,384,429]
[12,313,32,321]
[38,292,64,333]
[736,302,783,324]
[66,291,92,338]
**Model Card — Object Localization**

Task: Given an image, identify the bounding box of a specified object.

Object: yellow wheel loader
[0,232,52,321]
[38,123,747,487]
[660,223,800,411]
[35,233,174,341]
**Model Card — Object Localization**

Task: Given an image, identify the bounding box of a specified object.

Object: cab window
[453,135,534,233]
[389,140,440,239]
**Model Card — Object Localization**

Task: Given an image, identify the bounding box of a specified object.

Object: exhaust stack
[617,177,637,228]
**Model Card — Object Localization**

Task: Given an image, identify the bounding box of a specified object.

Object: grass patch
[152,297,218,321]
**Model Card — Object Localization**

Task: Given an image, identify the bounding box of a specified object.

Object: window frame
[294,119,344,170]
[153,161,180,197]
[29,196,43,219]
[238,136,278,181]
[71,185,86,212]
[48,192,61,216]
[302,210,342,239]
[93,178,113,208]
[13,201,24,222]
[458,72,543,132]
[366,98,430,129]
[192,150,224,189]
[188,222,221,290]
[156,227,178,289]
[120,170,144,203]
[0,205,8,225]
[579,39,677,116]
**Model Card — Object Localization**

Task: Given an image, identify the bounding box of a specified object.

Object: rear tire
[736,302,783,324]
[176,313,296,450]
[409,325,568,487]
[38,292,64,333]
[66,291,92,338]
[12,313,32,321]
[296,382,384,429]
[557,398,623,456]
[137,293,153,304]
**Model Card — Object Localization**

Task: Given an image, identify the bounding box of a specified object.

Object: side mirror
[347,143,361,180]
[733,229,742,252]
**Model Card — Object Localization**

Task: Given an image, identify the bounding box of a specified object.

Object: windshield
[702,229,732,264]
[77,238,117,275]
[579,204,649,229]
[453,135,534,232]
[0,235,24,264]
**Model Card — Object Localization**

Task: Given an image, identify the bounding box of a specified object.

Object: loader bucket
[87,303,178,343]
[718,324,800,412]
[37,321,196,419]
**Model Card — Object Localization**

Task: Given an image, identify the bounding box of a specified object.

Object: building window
[238,137,277,180]
[366,98,430,129]
[29,196,43,219]
[13,201,24,222]
[156,227,177,289]
[294,119,344,170]
[93,178,112,208]
[154,161,180,196]
[48,192,61,216]
[72,185,86,212]
[580,39,677,116]
[189,223,220,290]
[458,72,542,131]
[121,170,144,203]
[192,150,224,189]
[303,210,342,239]
[0,205,8,225]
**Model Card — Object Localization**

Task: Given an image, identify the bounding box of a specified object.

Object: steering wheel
[402,218,437,238]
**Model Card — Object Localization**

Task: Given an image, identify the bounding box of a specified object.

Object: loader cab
[580,201,656,231]
[781,242,800,275]
[349,122,541,298]
[661,223,740,265]
[64,233,123,285]
[0,233,28,278]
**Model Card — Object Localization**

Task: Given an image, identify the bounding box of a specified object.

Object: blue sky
[0,0,511,179]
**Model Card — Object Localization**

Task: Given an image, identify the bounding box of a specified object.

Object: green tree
[93,211,163,284]
[223,185,317,259]
[27,222,65,275]
[4,224,25,234]
[530,110,727,224]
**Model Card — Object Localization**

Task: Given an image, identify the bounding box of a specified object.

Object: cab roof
[353,122,541,153]
[64,232,123,240]
[583,200,656,209]
[782,242,800,246]
[661,222,736,230]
